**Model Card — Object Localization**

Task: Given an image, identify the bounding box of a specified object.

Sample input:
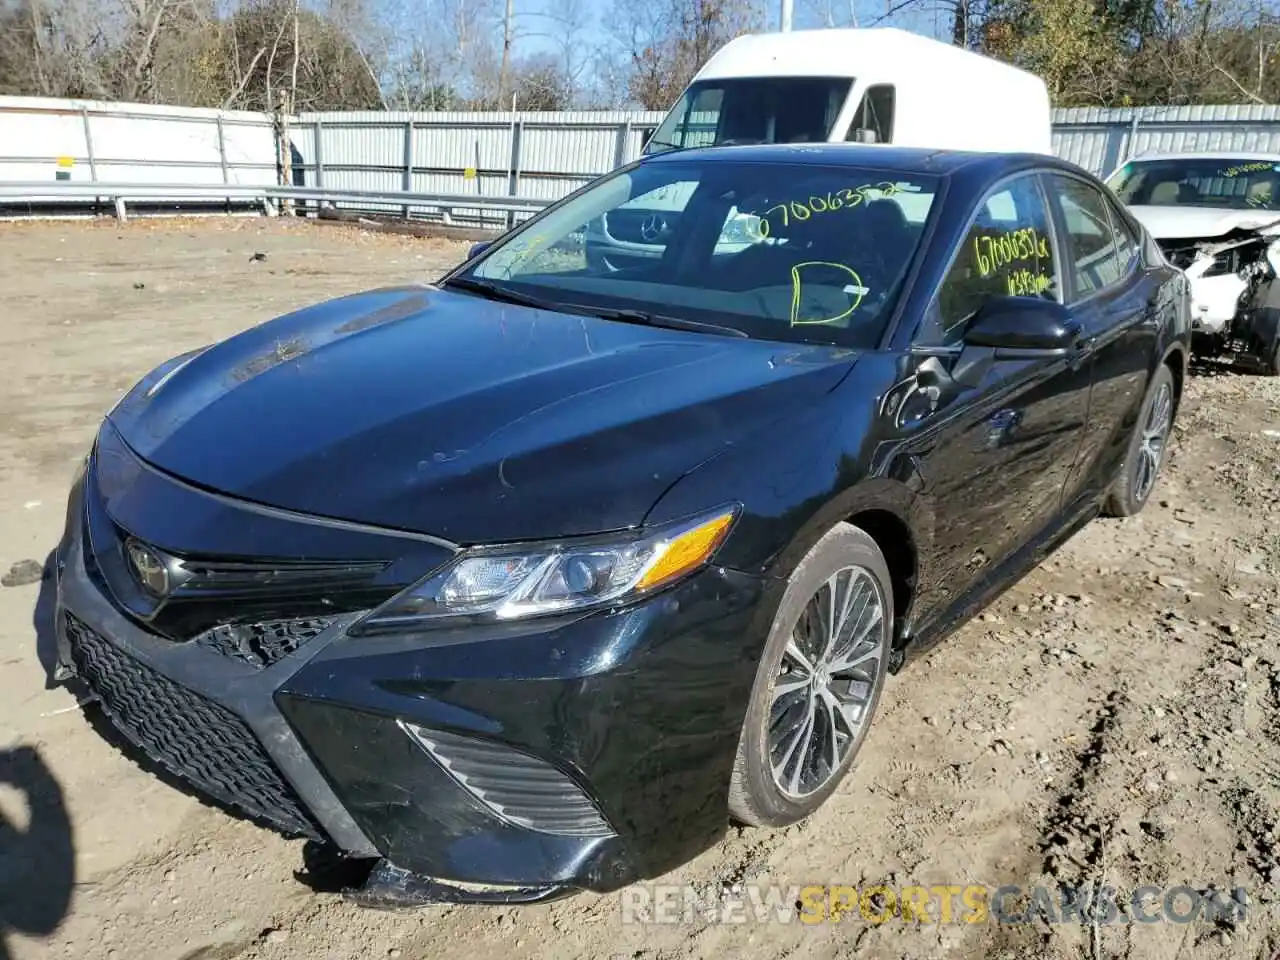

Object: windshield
[1108,158,1280,211]
[456,159,940,348]
[644,77,853,153]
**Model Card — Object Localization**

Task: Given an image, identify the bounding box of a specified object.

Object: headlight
[351,505,739,633]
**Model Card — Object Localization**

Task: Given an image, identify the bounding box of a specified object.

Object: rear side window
[1050,176,1129,300]
[934,173,1060,335]
[846,85,895,144]
[1106,200,1141,276]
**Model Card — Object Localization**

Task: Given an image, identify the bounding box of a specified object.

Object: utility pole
[780,0,793,31]
[499,0,514,106]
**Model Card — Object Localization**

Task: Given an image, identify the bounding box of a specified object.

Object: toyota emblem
[126,539,170,597]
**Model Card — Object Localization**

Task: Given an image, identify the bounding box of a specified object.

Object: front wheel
[1105,364,1175,518]
[728,522,892,828]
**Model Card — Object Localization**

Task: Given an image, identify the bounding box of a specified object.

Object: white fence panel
[0,96,278,187]
[11,96,1280,220]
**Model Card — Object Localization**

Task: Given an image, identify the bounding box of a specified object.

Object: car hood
[1127,205,1280,241]
[108,285,856,544]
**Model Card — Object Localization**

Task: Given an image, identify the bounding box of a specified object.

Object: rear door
[902,172,1093,623]
[1043,173,1162,508]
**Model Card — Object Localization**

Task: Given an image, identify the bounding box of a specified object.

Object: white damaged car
[1107,152,1280,374]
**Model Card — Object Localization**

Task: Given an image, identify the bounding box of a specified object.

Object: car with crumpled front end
[1107,151,1280,374]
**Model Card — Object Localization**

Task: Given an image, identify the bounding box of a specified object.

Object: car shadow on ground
[0,745,75,960]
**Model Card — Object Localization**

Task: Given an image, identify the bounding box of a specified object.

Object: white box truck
[642,27,1052,155]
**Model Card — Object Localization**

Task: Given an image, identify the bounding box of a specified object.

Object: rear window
[645,77,853,153]
[1108,158,1280,211]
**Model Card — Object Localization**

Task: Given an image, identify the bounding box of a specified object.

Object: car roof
[638,142,1086,180]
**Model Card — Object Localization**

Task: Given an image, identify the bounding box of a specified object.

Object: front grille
[193,617,333,669]
[1158,241,1199,271]
[1157,239,1256,276]
[170,556,389,595]
[66,613,323,839]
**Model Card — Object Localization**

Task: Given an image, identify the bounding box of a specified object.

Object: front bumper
[53,448,773,896]
[1184,271,1244,335]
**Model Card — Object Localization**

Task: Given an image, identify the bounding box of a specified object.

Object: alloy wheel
[767,566,887,800]
[1134,381,1172,503]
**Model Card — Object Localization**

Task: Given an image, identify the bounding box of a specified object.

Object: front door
[899,172,1094,628]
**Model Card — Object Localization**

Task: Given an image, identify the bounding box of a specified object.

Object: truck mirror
[853,128,878,144]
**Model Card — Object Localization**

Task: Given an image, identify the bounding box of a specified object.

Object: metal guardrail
[0,181,553,226]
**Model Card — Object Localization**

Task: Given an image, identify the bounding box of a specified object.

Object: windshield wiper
[441,276,560,311]
[582,306,749,338]
[445,278,747,337]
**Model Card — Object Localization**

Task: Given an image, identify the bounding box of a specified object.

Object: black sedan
[51,144,1189,905]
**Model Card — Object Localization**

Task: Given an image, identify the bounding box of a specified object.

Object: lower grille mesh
[66,613,322,839]
[194,617,333,669]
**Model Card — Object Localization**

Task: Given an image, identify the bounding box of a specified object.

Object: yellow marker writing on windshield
[790,262,868,326]
[755,182,907,236]
[1222,162,1274,178]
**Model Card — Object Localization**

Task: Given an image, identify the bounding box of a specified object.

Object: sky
[510,0,953,75]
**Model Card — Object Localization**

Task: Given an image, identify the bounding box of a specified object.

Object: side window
[845,85,895,144]
[1051,176,1126,300]
[1105,198,1141,276]
[934,174,1060,337]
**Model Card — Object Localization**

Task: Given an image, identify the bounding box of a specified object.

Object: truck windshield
[1108,158,1280,211]
[644,77,853,154]
[455,159,939,349]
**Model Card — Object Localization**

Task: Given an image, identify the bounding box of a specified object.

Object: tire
[728,522,893,828]
[1105,363,1175,518]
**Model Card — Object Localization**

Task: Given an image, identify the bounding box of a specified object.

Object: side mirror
[852,128,878,144]
[467,241,492,260]
[962,296,1082,357]
[914,296,1081,410]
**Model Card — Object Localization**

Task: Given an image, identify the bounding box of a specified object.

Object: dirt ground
[0,217,1278,960]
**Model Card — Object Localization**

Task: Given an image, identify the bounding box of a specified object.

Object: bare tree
[609,0,765,110]
[1202,0,1280,103]
[542,0,592,105]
